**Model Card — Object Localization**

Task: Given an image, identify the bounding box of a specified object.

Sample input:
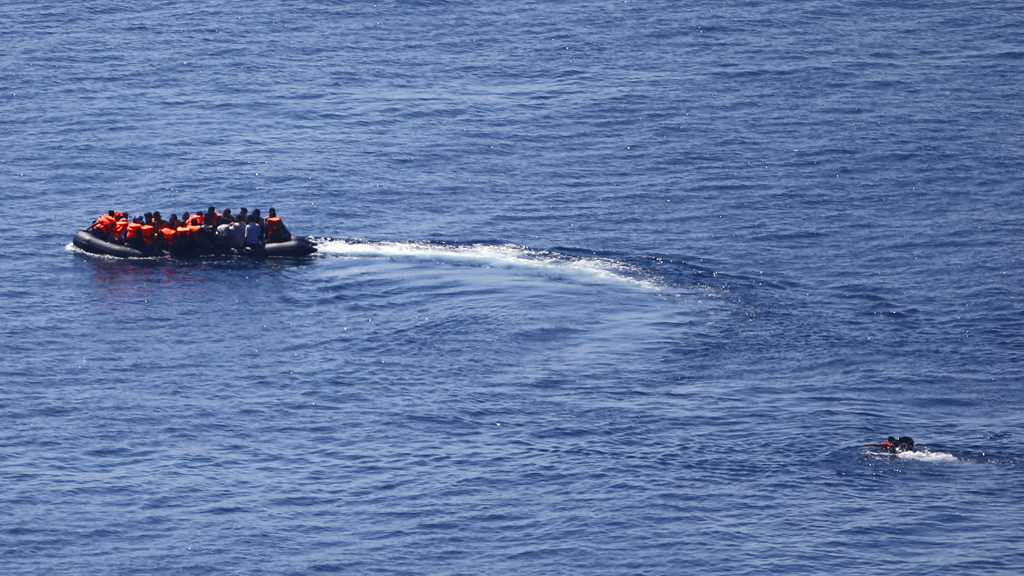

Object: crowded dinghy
[73,206,317,258]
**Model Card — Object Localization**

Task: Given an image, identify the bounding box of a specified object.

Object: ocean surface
[2,1,1023,574]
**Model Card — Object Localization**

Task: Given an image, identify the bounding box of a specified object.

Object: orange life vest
[93,214,116,235]
[160,227,176,246]
[125,222,142,239]
[177,225,191,242]
[140,224,155,245]
[265,216,283,236]
[113,219,128,238]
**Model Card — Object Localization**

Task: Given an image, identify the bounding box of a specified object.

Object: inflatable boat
[72,229,317,258]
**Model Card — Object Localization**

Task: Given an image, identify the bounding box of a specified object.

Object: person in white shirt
[216,217,233,248]
[244,214,262,247]
[229,217,245,249]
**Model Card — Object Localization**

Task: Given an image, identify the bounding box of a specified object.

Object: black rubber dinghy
[73,230,317,258]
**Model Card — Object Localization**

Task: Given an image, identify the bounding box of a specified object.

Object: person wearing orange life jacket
[187,213,207,249]
[90,210,117,240]
[204,206,221,227]
[125,216,144,250]
[176,213,194,252]
[159,215,178,253]
[139,212,160,253]
[107,213,129,244]
[264,208,291,243]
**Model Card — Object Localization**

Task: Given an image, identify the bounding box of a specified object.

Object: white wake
[315,239,662,289]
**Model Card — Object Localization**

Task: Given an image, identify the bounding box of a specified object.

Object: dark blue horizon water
[3,1,1024,574]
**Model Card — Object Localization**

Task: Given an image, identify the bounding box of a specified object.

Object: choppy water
[3,1,1024,574]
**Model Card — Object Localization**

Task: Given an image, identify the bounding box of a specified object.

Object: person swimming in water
[866,436,915,453]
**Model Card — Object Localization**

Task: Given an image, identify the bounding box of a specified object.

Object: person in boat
[108,213,129,244]
[244,214,263,249]
[204,206,220,227]
[125,215,144,250]
[159,216,177,254]
[251,209,265,239]
[230,215,247,252]
[140,213,162,254]
[236,207,249,226]
[264,208,290,243]
[175,214,194,253]
[89,210,118,241]
[199,209,219,249]
[866,436,915,453]
[186,212,208,250]
[215,215,234,249]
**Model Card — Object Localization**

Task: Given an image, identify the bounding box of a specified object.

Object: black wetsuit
[883,437,915,453]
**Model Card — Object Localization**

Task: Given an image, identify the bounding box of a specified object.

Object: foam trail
[896,450,957,463]
[316,239,662,289]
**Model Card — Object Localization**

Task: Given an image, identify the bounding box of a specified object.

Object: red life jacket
[125,222,142,239]
[140,224,155,245]
[160,227,176,246]
[265,216,284,236]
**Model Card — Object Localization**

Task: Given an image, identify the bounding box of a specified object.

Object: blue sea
[2,1,1023,574]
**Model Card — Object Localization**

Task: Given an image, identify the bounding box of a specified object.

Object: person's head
[247,214,254,223]
[239,207,247,215]
[268,208,276,217]
[144,212,153,224]
[222,208,232,216]
[182,211,190,221]
[133,215,143,223]
[117,213,127,221]
[153,211,162,221]
[887,436,896,443]
[168,214,178,224]
[253,208,261,217]
[107,210,116,217]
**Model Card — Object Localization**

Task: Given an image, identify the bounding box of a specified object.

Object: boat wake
[315,238,667,290]
[895,450,957,463]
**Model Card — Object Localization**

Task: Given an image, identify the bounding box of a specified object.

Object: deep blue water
[2,1,1024,573]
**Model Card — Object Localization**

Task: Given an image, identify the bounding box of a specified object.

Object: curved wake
[315,239,667,290]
